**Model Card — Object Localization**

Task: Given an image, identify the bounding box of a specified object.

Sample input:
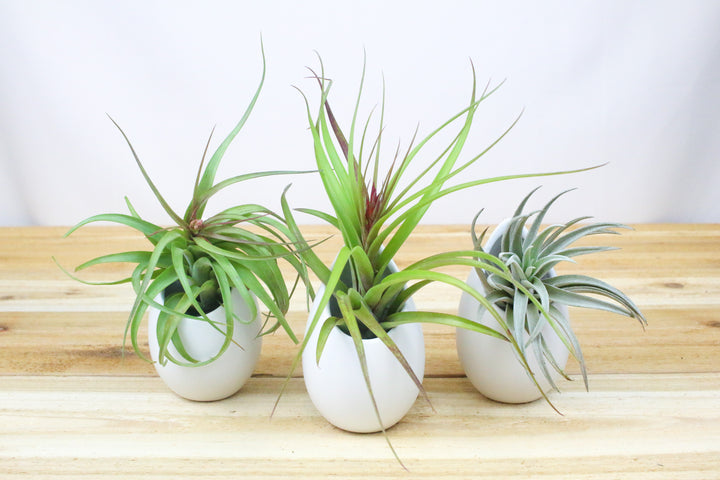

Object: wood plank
[2,225,718,323]
[1,374,718,478]
[1,305,719,377]
[3,224,719,280]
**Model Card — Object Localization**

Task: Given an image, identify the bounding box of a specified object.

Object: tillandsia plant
[57,48,311,367]
[470,187,647,403]
[274,56,597,463]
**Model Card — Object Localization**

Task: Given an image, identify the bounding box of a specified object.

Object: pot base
[456,219,570,404]
[147,288,262,402]
[302,287,425,433]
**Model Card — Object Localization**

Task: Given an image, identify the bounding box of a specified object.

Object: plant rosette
[57,47,311,401]
[457,188,647,409]
[275,57,596,465]
[457,217,570,404]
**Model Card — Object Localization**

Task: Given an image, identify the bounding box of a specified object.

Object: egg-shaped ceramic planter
[456,218,569,404]
[302,269,425,433]
[147,288,262,401]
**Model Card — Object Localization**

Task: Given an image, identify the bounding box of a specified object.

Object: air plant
[275,56,596,464]
[470,187,647,403]
[57,48,311,366]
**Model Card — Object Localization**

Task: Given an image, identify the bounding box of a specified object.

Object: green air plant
[275,56,597,465]
[470,187,647,402]
[57,48,311,367]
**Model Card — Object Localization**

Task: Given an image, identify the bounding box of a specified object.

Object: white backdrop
[1,0,719,227]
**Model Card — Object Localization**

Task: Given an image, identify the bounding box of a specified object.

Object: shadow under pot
[456,218,570,404]
[302,258,425,433]
[147,285,263,401]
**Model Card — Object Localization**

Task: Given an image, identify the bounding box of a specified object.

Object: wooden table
[1,225,719,478]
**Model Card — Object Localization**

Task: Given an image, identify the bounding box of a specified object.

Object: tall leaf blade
[191,42,267,219]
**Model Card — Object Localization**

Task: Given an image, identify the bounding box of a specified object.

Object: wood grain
[1,375,719,478]
[1,225,718,377]
[1,225,719,478]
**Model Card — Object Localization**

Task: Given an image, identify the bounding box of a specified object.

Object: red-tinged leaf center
[364,182,387,236]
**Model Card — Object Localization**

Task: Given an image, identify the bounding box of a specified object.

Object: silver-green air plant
[471,187,647,406]
[57,49,311,367]
[274,56,597,466]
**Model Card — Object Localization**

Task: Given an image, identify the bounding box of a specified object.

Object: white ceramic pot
[302,281,425,433]
[456,218,569,404]
[147,288,262,401]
